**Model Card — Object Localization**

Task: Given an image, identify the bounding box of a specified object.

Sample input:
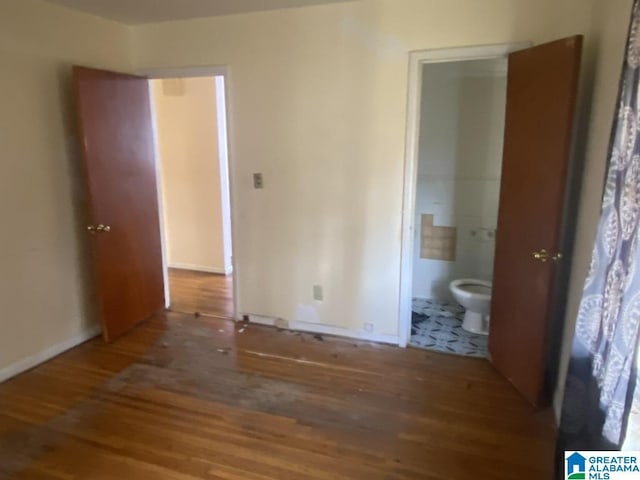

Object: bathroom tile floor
[411,298,488,358]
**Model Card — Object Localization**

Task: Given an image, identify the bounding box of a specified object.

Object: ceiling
[44,0,355,25]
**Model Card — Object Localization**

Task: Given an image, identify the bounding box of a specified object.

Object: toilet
[449,279,492,335]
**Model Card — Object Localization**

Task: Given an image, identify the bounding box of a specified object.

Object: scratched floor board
[0,279,555,479]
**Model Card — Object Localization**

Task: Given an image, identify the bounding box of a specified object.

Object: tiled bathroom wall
[412,59,508,301]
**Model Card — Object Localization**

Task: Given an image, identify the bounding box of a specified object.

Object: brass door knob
[87,224,111,234]
[532,249,562,263]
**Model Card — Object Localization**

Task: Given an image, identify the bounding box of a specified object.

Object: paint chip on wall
[420,214,456,261]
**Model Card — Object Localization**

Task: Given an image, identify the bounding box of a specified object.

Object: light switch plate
[253,173,264,189]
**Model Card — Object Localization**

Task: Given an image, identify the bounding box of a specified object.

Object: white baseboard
[169,263,232,275]
[0,325,102,384]
[247,314,280,326]
[246,314,399,346]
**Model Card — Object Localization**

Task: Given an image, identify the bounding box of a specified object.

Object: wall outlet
[313,285,323,301]
[253,173,264,189]
[364,322,374,333]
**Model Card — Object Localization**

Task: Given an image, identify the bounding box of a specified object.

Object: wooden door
[489,36,583,406]
[74,66,164,342]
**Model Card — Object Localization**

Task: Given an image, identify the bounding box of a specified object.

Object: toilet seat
[450,279,492,301]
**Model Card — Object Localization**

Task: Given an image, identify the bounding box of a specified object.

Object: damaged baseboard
[0,325,101,384]
[246,314,400,346]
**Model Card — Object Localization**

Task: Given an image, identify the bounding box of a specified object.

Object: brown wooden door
[489,36,583,406]
[74,66,164,342]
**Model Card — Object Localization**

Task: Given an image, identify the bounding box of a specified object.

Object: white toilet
[449,279,492,335]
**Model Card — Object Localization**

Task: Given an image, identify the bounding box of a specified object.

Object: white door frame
[398,43,531,347]
[143,65,241,320]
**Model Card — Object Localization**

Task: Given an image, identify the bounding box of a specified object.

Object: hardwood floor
[0,310,555,479]
[169,268,234,318]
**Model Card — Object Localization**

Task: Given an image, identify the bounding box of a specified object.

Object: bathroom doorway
[408,58,508,357]
[398,39,582,407]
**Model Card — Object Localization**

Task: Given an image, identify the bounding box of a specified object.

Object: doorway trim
[142,65,241,320]
[398,43,531,348]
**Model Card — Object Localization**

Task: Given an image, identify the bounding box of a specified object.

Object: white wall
[132,0,595,338]
[0,0,132,377]
[413,60,507,300]
[152,77,230,274]
[554,0,634,416]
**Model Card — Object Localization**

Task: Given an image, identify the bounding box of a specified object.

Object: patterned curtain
[557,0,640,465]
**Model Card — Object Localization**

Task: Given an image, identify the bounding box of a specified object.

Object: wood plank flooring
[0,310,556,479]
[168,268,234,318]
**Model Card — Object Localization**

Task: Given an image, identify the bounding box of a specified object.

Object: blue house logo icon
[566,452,586,479]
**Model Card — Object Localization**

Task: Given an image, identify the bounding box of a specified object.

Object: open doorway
[149,75,235,319]
[409,58,508,358]
[398,38,582,406]
[400,35,583,406]
[399,45,529,355]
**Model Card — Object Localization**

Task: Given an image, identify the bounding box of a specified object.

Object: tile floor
[411,298,488,358]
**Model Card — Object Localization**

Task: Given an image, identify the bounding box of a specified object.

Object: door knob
[87,224,111,234]
[532,249,562,263]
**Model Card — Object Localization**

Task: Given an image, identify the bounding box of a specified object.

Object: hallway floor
[168,268,234,318]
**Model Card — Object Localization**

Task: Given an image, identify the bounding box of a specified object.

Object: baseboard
[0,325,102,384]
[246,314,400,346]
[247,314,280,327]
[169,263,232,275]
